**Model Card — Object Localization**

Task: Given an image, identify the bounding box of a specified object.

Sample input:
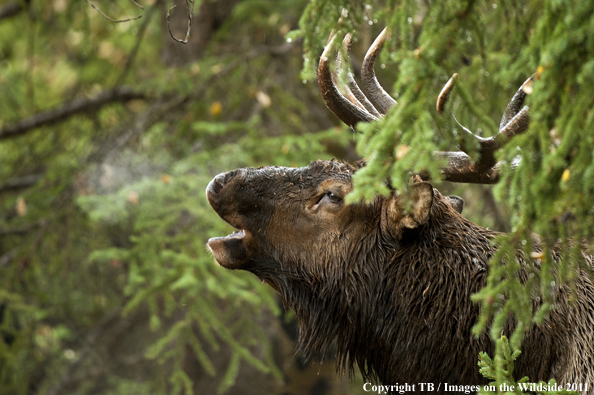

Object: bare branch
[0,220,46,237]
[128,0,144,10]
[166,0,195,44]
[84,0,142,23]
[0,87,146,140]
[114,2,158,87]
[2,37,294,147]
[0,1,25,23]
[0,174,43,193]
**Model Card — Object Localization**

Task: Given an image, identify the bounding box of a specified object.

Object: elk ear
[445,195,464,214]
[384,182,434,234]
[400,182,434,229]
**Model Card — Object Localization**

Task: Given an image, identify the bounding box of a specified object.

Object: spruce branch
[478,336,579,395]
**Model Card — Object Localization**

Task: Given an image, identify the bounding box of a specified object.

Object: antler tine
[432,151,501,184]
[333,35,371,112]
[478,78,533,153]
[499,76,533,131]
[496,106,530,144]
[451,114,484,155]
[429,76,533,183]
[361,27,397,114]
[318,34,377,127]
[436,73,458,115]
[336,34,382,118]
[317,26,532,185]
[436,74,485,157]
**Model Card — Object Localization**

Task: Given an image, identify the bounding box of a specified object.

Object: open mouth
[207,228,249,269]
[207,228,245,245]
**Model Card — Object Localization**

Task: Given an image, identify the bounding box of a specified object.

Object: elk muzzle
[206,170,251,269]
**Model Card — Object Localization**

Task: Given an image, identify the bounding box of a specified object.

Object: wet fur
[206,160,594,392]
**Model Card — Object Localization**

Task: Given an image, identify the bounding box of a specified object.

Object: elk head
[205,158,455,371]
[206,160,435,276]
[207,27,532,273]
[205,27,533,376]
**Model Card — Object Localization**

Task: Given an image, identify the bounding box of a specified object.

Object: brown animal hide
[206,160,594,393]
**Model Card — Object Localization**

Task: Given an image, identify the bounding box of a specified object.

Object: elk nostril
[207,170,239,197]
[208,175,226,195]
[214,177,226,194]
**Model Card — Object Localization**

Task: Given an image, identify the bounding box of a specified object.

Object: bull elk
[206,28,594,392]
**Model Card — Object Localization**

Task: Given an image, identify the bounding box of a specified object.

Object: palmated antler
[318,28,532,184]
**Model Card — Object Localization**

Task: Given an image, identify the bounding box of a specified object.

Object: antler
[317,29,532,184]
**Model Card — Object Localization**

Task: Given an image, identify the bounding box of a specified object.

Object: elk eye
[326,192,342,203]
[310,191,344,212]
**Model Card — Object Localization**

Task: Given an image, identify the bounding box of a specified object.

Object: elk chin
[207,230,249,269]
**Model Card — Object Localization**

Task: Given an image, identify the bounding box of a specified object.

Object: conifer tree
[291,0,594,390]
[0,0,592,393]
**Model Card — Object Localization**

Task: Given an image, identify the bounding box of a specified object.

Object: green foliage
[1,0,346,393]
[1,0,592,393]
[478,336,579,395]
[292,0,594,392]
